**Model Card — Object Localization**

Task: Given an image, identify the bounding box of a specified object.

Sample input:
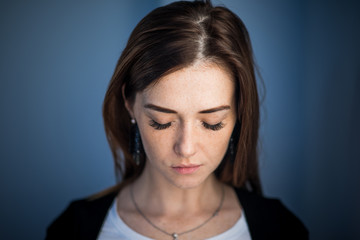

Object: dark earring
[229,120,240,163]
[229,136,235,163]
[130,119,141,166]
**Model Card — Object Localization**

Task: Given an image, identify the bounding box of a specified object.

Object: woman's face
[127,62,237,189]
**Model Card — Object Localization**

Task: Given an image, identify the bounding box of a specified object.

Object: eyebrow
[199,105,231,114]
[144,104,231,114]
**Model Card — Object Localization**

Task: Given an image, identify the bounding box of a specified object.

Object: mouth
[171,164,202,175]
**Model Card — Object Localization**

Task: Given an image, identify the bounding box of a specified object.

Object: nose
[174,123,197,158]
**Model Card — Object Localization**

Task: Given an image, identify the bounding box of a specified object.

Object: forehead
[139,62,235,111]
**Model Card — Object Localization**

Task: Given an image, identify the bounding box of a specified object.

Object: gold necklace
[130,185,225,240]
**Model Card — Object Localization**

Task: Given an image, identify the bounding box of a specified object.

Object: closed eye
[149,120,224,131]
[202,122,224,131]
[149,120,171,130]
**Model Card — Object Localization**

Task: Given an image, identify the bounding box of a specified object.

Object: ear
[122,84,134,119]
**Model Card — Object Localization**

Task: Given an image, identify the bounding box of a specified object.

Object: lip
[172,164,201,175]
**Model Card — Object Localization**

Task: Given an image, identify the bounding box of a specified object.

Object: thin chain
[130,185,225,239]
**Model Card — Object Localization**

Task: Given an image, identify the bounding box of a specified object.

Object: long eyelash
[202,122,224,131]
[149,120,171,130]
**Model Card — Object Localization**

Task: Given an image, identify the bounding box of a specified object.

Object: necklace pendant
[172,233,178,240]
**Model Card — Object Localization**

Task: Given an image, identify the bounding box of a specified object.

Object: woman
[46,0,308,239]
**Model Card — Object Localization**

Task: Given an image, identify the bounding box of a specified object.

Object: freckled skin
[126,62,237,189]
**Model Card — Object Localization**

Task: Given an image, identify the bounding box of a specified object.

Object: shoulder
[46,189,118,240]
[234,188,309,240]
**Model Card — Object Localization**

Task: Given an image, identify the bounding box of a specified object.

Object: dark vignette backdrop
[0,0,359,239]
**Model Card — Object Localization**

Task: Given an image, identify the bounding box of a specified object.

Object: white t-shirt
[98,198,252,240]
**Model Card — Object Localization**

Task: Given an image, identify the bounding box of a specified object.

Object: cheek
[203,132,231,162]
[133,110,172,161]
[139,126,174,161]
[196,125,235,166]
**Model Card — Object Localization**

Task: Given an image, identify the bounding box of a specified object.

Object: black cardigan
[46,188,308,240]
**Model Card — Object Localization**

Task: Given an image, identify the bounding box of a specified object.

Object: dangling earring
[130,119,141,166]
[229,136,235,163]
[228,120,240,163]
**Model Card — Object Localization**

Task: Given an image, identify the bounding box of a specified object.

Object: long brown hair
[103,0,262,194]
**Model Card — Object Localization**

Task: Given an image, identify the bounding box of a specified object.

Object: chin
[169,174,210,189]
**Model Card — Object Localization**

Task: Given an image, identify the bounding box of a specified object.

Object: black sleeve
[273,199,309,240]
[45,201,81,240]
[45,192,116,240]
[235,188,309,240]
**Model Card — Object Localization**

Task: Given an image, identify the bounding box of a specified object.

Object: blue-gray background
[1,0,359,239]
